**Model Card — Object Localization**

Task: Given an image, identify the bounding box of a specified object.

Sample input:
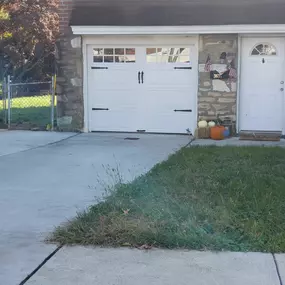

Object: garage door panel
[144,112,194,133]
[91,90,137,107]
[145,70,192,88]
[91,111,138,132]
[142,89,194,133]
[91,69,138,90]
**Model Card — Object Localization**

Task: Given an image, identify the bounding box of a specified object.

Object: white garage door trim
[82,35,199,133]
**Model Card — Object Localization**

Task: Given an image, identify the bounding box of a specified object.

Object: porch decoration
[195,127,210,139]
[198,120,208,128]
[208,121,216,127]
[210,126,226,140]
[204,55,212,72]
[195,120,210,139]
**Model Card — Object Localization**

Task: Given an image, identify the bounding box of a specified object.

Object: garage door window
[146,48,190,63]
[93,48,136,63]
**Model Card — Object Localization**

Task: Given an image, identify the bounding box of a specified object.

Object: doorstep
[191,137,285,147]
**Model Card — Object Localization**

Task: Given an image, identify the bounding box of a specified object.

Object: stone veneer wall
[198,34,238,122]
[56,0,84,131]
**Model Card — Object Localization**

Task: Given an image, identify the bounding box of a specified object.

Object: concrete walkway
[26,247,284,285]
[0,131,189,285]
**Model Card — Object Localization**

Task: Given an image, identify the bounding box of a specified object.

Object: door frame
[238,35,285,134]
[82,35,199,133]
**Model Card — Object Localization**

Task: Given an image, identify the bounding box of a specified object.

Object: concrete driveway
[0,131,189,285]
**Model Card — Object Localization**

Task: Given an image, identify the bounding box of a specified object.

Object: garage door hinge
[91,67,108,70]
[137,130,146,133]
[92,108,109,111]
[174,67,192,70]
[174,109,192,112]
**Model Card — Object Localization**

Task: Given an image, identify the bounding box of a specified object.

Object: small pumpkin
[198,120,208,128]
[208,121,216,128]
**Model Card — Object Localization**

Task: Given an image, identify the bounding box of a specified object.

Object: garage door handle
[138,72,141,84]
[141,72,144,84]
[174,67,192,70]
[174,109,192,112]
[92,108,109,111]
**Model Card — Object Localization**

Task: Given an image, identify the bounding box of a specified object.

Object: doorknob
[281,81,284,84]
[281,88,284,91]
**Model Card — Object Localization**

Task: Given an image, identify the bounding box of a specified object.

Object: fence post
[51,75,55,131]
[7,75,11,128]
[2,77,6,124]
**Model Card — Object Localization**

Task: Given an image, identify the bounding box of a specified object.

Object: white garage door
[87,38,198,134]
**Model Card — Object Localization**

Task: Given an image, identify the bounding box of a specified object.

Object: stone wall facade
[56,0,84,131]
[198,34,238,123]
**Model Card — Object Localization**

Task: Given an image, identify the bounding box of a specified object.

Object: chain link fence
[1,76,56,130]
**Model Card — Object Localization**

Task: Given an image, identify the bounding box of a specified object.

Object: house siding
[198,34,238,123]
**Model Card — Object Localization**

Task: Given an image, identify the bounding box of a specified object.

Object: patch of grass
[50,146,285,252]
[0,95,56,127]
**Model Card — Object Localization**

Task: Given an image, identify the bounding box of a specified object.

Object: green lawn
[50,146,285,252]
[0,95,56,127]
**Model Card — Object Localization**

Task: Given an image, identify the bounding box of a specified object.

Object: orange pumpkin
[210,126,226,140]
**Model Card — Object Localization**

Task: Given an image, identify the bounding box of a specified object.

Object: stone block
[223,93,236,98]
[199,97,217,103]
[232,105,237,113]
[213,80,230,92]
[56,84,63,94]
[208,92,222,97]
[231,82,237,92]
[218,98,236,103]
[56,77,66,83]
[57,116,73,127]
[57,94,68,103]
[199,88,211,92]
[212,104,228,111]
[203,81,211,87]
[198,103,211,110]
[70,78,82,87]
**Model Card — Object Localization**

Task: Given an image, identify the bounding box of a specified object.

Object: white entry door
[87,37,198,133]
[240,38,285,132]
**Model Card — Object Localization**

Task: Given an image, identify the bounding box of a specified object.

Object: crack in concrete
[273,253,284,285]
[18,246,63,285]
[0,132,80,158]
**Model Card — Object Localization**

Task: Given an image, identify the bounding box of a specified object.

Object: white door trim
[82,35,199,133]
[73,25,285,35]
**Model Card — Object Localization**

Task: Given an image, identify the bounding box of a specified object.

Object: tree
[0,0,59,81]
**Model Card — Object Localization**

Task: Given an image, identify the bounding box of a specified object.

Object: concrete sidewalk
[26,247,283,285]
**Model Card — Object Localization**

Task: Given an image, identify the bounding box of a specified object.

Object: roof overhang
[71,24,285,35]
